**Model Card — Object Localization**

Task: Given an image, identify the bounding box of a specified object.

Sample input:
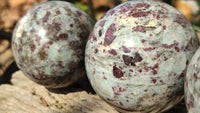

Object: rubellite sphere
[85,0,199,112]
[185,47,200,113]
[12,1,94,88]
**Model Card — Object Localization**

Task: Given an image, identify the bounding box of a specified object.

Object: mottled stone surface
[185,47,200,113]
[85,0,199,112]
[12,1,94,88]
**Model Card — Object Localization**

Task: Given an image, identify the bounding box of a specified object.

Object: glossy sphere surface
[12,1,94,88]
[85,0,199,112]
[185,47,200,113]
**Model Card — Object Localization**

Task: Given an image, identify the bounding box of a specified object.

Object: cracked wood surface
[0,71,187,113]
[0,71,118,113]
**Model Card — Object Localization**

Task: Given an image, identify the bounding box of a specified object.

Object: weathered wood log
[0,39,14,77]
[0,71,118,113]
[0,71,187,113]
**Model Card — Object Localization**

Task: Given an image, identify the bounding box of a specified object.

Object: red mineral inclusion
[104,23,116,46]
[108,49,117,55]
[59,33,68,40]
[132,25,146,33]
[133,52,143,63]
[99,20,106,27]
[122,55,135,66]
[113,65,124,78]
[42,11,51,22]
[174,16,188,27]
[193,73,198,81]
[94,48,98,54]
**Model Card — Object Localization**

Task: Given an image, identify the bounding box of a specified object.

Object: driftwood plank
[0,39,14,77]
[0,71,118,113]
[0,70,188,113]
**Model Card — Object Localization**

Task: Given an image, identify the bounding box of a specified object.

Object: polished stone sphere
[12,1,94,88]
[85,0,199,112]
[185,47,200,113]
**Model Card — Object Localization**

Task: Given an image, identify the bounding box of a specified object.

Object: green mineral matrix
[185,48,200,113]
[12,1,94,88]
[85,0,199,113]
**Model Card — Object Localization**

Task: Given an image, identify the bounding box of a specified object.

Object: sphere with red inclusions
[85,0,199,112]
[185,47,200,113]
[12,1,94,88]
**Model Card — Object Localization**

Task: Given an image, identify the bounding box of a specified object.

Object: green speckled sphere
[12,1,94,88]
[85,0,198,112]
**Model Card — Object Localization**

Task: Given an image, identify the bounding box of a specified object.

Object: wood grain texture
[0,70,188,113]
[0,71,118,113]
[0,39,14,77]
